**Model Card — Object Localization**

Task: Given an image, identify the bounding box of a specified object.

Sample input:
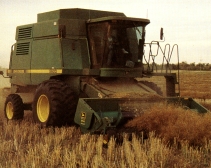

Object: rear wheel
[33,79,77,127]
[4,94,24,120]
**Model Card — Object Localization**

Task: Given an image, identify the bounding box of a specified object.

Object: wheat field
[1,71,211,167]
[179,70,211,99]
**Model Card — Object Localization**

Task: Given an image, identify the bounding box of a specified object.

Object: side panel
[62,38,90,69]
[9,40,32,85]
[30,38,62,84]
[33,19,87,38]
[58,19,86,37]
[33,20,59,38]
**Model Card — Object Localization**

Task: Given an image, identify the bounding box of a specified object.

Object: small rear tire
[4,94,24,120]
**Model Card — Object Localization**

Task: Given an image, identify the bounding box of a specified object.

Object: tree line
[154,62,211,71]
[172,62,211,70]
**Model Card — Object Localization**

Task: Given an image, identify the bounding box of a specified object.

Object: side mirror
[160,27,164,40]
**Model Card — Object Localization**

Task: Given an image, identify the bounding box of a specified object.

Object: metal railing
[143,41,180,95]
[143,41,179,72]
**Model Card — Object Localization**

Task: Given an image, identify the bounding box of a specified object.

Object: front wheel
[4,94,24,120]
[33,79,77,127]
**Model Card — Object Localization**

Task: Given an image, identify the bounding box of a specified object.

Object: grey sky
[0,0,210,67]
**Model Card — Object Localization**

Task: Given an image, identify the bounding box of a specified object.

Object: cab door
[87,22,109,69]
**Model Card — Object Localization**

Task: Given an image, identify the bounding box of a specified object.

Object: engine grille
[18,27,32,40]
[16,42,30,55]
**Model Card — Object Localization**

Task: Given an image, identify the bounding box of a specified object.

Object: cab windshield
[88,21,145,68]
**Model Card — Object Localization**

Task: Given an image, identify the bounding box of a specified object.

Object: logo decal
[80,112,86,125]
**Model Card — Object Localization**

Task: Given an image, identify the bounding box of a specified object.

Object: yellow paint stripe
[7,70,12,73]
[7,69,63,74]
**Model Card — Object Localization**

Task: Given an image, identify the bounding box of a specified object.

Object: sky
[0,0,210,67]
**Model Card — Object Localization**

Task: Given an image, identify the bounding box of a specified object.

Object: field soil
[1,71,211,167]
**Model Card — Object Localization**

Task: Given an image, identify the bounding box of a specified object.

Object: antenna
[89,9,91,20]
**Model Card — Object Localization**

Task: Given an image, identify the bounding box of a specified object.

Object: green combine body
[0,9,208,134]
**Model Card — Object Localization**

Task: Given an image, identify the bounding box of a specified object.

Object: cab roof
[87,16,150,26]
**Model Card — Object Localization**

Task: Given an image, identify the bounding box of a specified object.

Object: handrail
[143,41,180,96]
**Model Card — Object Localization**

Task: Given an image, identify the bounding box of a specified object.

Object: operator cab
[87,16,150,69]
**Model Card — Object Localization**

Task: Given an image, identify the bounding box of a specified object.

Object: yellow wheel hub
[6,102,14,119]
[37,94,50,122]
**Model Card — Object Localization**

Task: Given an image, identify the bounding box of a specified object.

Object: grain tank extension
[0,9,208,134]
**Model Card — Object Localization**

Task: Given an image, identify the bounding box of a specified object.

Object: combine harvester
[0,9,208,135]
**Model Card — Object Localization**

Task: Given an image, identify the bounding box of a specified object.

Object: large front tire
[33,79,77,127]
[4,94,24,120]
